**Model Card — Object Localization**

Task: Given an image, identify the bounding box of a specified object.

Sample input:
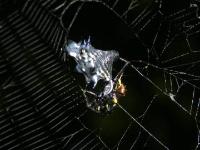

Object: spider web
[0,0,200,149]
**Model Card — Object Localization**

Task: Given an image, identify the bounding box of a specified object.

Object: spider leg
[114,57,130,83]
[82,89,97,97]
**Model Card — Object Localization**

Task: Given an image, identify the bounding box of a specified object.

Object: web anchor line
[117,103,169,150]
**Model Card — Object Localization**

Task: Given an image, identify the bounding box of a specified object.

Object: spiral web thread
[0,0,200,149]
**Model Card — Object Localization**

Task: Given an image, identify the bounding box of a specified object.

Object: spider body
[115,75,126,96]
[96,77,126,113]
[64,37,127,113]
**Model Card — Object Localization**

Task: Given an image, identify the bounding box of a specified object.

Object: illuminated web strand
[117,103,169,150]
[0,0,200,149]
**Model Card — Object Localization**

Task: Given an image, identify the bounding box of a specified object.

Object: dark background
[0,0,199,150]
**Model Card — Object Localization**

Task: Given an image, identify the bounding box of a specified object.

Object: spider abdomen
[64,37,125,113]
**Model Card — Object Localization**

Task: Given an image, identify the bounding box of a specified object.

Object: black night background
[0,0,199,150]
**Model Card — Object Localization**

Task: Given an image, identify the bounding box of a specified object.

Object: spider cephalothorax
[64,37,127,113]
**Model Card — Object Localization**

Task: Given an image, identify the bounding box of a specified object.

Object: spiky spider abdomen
[64,37,126,113]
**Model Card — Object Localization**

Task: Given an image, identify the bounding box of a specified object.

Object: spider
[64,37,129,113]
